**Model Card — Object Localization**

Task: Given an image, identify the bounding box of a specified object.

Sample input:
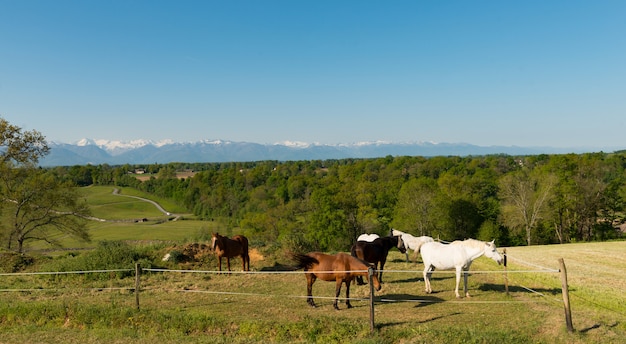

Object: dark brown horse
[211,232,250,272]
[292,252,381,310]
[351,235,405,284]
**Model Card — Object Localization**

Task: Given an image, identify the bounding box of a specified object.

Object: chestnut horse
[292,252,381,310]
[211,232,250,272]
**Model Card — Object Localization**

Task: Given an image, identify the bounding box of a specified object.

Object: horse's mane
[352,256,375,269]
[457,238,491,249]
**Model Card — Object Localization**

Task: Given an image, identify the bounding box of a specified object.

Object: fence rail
[0,253,573,333]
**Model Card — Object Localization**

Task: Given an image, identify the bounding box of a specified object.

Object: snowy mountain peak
[274,141,311,148]
[74,138,175,154]
[41,138,618,167]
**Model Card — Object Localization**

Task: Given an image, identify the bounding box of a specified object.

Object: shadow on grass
[393,275,454,284]
[376,310,461,329]
[579,322,620,333]
[378,294,445,308]
[259,263,298,271]
[478,283,561,295]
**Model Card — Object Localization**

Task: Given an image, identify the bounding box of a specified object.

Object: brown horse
[292,252,381,310]
[351,235,406,284]
[211,232,250,272]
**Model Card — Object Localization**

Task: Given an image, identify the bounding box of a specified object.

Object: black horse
[351,235,405,284]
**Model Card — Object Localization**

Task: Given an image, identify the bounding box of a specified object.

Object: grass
[27,186,215,252]
[4,187,625,343]
[3,243,625,343]
[80,186,189,219]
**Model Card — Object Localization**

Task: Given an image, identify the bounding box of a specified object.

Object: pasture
[28,186,211,252]
[2,187,624,343]
[2,242,624,343]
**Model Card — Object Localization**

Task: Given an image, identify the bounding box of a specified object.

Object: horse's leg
[378,259,385,284]
[306,274,317,307]
[345,280,353,309]
[226,257,231,272]
[217,256,222,272]
[423,266,433,293]
[333,278,343,310]
[453,267,463,298]
[463,267,471,298]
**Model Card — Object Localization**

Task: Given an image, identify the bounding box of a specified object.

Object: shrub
[41,240,152,280]
[0,252,34,272]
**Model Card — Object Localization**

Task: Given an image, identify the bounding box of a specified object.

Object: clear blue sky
[1,1,625,149]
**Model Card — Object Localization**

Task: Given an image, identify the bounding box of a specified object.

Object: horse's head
[484,240,503,265]
[211,232,220,250]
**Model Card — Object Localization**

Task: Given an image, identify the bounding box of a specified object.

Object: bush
[0,252,34,272]
[41,240,152,280]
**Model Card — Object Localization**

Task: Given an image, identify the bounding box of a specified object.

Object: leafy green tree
[392,177,439,236]
[498,167,556,245]
[0,118,91,253]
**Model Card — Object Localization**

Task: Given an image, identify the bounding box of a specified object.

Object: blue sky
[1,1,625,149]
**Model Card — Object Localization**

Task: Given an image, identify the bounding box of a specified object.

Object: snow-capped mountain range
[40,138,619,167]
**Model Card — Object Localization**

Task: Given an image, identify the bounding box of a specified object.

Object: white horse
[390,229,434,263]
[420,239,503,298]
[357,233,380,242]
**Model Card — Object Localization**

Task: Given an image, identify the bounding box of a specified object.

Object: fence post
[503,249,509,296]
[368,267,375,334]
[558,258,574,333]
[135,263,141,310]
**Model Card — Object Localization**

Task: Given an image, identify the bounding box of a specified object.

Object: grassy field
[28,186,213,252]
[2,187,625,343]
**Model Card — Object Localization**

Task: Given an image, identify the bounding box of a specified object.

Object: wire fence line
[0,269,133,276]
[1,252,580,333]
[0,253,562,306]
[0,267,555,277]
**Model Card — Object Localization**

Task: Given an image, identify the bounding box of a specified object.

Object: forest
[46,151,626,252]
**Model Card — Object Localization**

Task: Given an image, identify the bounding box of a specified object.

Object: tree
[1,167,91,253]
[0,117,91,253]
[498,167,556,245]
[0,118,49,166]
[392,177,439,236]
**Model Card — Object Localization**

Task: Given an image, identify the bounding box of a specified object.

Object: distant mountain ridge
[39,139,620,167]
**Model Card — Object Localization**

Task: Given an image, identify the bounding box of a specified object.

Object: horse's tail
[291,253,319,270]
[233,235,249,254]
[351,244,365,260]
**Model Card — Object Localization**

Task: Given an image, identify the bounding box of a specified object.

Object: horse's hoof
[346,304,353,309]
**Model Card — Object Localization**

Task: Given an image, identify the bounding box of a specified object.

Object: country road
[112,188,173,216]
[85,189,178,222]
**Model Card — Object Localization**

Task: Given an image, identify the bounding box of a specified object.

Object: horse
[351,235,406,284]
[356,233,380,242]
[291,252,381,310]
[420,239,503,298]
[211,232,250,272]
[390,229,434,263]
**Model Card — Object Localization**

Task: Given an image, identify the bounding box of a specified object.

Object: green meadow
[1,186,624,343]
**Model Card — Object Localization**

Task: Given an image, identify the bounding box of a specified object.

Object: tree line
[51,152,626,251]
[2,117,624,254]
